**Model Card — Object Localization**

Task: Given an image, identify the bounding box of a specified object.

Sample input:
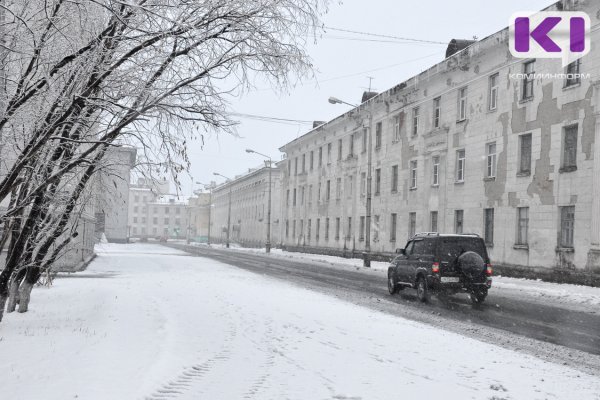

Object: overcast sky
[182,0,553,195]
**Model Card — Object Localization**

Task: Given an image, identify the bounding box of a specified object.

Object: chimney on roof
[445,39,476,58]
[313,121,326,128]
[361,91,378,103]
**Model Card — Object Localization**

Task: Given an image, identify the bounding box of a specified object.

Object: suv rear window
[436,237,487,261]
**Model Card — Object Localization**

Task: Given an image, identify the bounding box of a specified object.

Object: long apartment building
[211,165,281,247]
[279,0,600,282]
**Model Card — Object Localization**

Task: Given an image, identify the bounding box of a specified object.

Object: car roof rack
[411,232,440,239]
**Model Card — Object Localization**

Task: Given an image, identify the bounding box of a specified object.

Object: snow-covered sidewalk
[1,242,599,400]
[196,242,600,313]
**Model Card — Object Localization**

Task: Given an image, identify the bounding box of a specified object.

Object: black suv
[387,233,492,304]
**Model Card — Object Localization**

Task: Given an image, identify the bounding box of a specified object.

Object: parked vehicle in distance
[387,233,492,304]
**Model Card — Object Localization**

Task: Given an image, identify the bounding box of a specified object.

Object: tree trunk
[6,278,21,313]
[0,294,7,322]
[17,281,34,313]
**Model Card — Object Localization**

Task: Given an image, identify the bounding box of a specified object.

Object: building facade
[212,166,281,248]
[188,193,211,242]
[279,0,600,282]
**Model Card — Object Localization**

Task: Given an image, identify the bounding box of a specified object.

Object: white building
[277,0,600,284]
[212,165,282,248]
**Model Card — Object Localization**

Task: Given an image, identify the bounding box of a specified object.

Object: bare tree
[0,0,327,322]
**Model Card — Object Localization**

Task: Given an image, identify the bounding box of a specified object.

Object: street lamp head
[328,96,342,105]
[245,149,254,154]
[212,172,219,176]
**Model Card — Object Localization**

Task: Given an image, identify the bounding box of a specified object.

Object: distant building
[212,165,282,247]
[95,146,137,243]
[128,179,189,239]
[188,193,211,242]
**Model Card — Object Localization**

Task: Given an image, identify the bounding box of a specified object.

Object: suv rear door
[435,237,488,276]
[395,240,414,284]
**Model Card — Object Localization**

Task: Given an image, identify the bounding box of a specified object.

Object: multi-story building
[212,165,282,247]
[95,146,137,243]
[188,193,211,242]
[279,0,600,283]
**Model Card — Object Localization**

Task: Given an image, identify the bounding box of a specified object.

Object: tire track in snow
[144,319,238,400]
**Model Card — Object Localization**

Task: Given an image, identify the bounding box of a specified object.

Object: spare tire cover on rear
[457,251,485,277]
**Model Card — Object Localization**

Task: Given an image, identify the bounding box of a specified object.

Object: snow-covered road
[1,243,599,400]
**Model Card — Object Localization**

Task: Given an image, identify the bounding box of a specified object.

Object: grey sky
[185,0,553,195]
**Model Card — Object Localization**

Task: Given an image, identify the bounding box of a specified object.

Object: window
[391,165,399,193]
[325,218,330,240]
[432,156,440,186]
[175,208,180,215]
[430,211,438,233]
[133,216,138,223]
[565,59,581,87]
[455,210,464,234]
[132,227,137,234]
[142,196,147,203]
[307,219,312,241]
[134,206,139,213]
[412,107,420,136]
[409,212,416,238]
[316,218,320,241]
[349,134,354,157]
[299,219,304,238]
[486,142,497,178]
[410,160,417,189]
[393,115,401,141]
[562,125,578,171]
[337,139,343,161]
[373,215,380,241]
[164,217,169,225]
[294,157,298,175]
[516,207,529,246]
[361,172,366,195]
[375,168,381,195]
[456,149,465,182]
[489,73,499,111]
[308,185,313,205]
[318,182,322,202]
[336,177,342,200]
[175,218,180,226]
[458,87,467,121]
[522,61,535,100]
[164,207,169,214]
[433,97,441,129]
[141,217,146,224]
[484,208,494,245]
[346,217,352,240]
[390,213,397,242]
[519,133,532,174]
[292,220,296,238]
[293,188,297,206]
[310,151,314,170]
[286,189,290,206]
[346,175,353,198]
[327,143,332,163]
[153,217,158,224]
[362,128,367,152]
[318,147,323,167]
[154,207,158,214]
[375,122,382,149]
[326,180,331,201]
[300,186,305,205]
[359,216,365,241]
[134,195,140,202]
[335,217,340,240]
[302,154,306,173]
[560,206,575,248]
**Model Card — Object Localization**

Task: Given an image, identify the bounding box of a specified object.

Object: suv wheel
[388,273,399,295]
[469,288,487,304]
[416,276,430,303]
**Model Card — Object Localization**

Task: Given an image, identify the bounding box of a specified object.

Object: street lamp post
[329,96,373,268]
[213,172,232,248]
[196,181,214,245]
[246,149,273,253]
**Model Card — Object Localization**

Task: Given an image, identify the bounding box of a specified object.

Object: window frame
[489,73,499,111]
[486,142,497,178]
[458,87,467,121]
[432,156,440,186]
[456,149,465,183]
[410,160,418,189]
[522,61,535,100]
[516,207,529,246]
[433,97,441,129]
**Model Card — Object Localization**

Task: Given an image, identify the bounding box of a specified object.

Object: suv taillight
[486,263,493,276]
[432,262,440,274]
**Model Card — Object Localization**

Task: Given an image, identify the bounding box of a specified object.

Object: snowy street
[1,243,600,400]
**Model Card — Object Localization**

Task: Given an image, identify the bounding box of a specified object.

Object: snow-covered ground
[1,242,599,400]
[194,242,600,313]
